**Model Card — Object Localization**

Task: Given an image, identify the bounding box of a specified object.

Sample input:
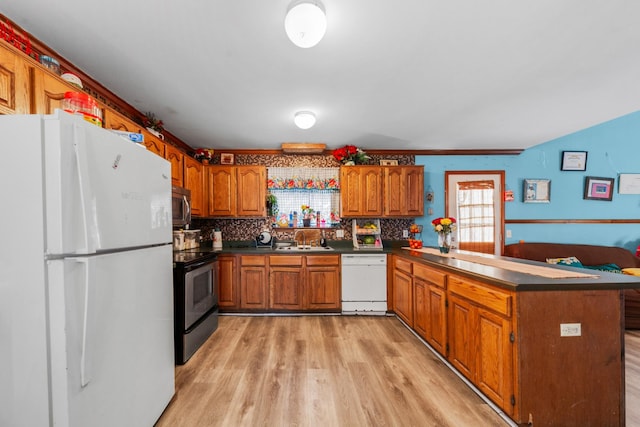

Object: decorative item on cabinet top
[332,145,370,165]
[194,148,214,164]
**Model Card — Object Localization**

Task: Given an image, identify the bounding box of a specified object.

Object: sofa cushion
[584,263,623,274]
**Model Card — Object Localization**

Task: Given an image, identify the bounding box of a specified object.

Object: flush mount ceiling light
[294,111,316,129]
[285,1,327,48]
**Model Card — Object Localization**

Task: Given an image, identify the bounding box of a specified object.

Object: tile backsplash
[190,152,416,243]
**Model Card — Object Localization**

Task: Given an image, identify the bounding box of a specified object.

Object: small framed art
[584,176,614,201]
[380,159,398,166]
[220,153,235,165]
[523,179,551,203]
[561,151,587,171]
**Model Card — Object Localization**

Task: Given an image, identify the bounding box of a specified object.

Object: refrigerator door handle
[71,257,94,388]
[72,125,98,254]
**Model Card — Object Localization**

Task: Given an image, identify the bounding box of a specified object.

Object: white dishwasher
[341,253,388,315]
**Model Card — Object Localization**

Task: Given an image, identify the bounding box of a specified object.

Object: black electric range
[172,247,219,364]
[173,247,218,265]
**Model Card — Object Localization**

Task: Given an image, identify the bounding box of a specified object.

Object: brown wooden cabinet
[0,44,31,115]
[143,133,165,157]
[340,166,383,217]
[412,263,447,356]
[392,254,514,417]
[269,254,341,311]
[206,165,266,217]
[269,256,304,310]
[306,255,341,310]
[240,255,268,309]
[384,166,424,216]
[341,165,424,218]
[447,274,514,415]
[236,166,266,216]
[103,108,143,133]
[32,67,78,115]
[217,254,239,309]
[392,257,414,327]
[183,156,204,217]
[164,144,184,187]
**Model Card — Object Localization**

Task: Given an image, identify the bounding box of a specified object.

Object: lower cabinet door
[269,267,304,310]
[307,267,340,310]
[240,266,267,309]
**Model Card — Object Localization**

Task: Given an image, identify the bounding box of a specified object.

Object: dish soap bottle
[320,230,327,247]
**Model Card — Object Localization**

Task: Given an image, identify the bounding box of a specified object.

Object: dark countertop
[177,240,640,291]
[392,247,640,292]
[192,239,399,255]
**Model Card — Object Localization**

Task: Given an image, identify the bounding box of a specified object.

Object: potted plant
[142,112,164,140]
[301,204,314,227]
[194,148,214,165]
[266,193,278,218]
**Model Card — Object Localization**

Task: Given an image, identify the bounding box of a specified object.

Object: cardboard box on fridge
[109,129,144,143]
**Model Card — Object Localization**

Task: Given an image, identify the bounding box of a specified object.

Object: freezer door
[47,245,174,427]
[44,112,172,255]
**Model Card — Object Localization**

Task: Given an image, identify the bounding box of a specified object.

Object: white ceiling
[3,1,640,151]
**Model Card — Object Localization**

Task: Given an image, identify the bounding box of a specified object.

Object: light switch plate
[336,229,344,238]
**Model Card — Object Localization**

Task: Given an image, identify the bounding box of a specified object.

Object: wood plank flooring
[156,316,640,427]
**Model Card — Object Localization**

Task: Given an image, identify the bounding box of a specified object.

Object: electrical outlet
[506,229,512,238]
[336,229,344,238]
[560,323,581,337]
[403,229,409,238]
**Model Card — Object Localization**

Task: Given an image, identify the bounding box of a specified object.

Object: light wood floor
[156,316,640,427]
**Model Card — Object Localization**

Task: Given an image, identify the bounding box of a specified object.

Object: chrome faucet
[295,230,306,248]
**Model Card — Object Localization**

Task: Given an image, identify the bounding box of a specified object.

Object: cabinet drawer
[413,263,446,289]
[269,255,303,266]
[241,255,267,266]
[394,256,413,274]
[306,255,340,266]
[448,275,512,317]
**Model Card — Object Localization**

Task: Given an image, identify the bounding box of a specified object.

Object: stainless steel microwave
[172,186,191,226]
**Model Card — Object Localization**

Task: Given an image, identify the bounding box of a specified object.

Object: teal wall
[415,111,640,253]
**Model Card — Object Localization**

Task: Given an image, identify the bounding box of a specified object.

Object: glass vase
[438,232,452,254]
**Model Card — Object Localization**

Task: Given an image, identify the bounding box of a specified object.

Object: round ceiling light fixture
[285,1,327,48]
[294,111,316,129]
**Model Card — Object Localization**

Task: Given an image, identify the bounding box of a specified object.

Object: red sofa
[503,242,640,329]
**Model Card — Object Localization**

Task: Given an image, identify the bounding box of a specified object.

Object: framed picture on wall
[584,176,614,201]
[561,151,588,171]
[220,153,235,165]
[523,179,551,203]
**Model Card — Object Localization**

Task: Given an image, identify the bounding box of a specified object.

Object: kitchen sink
[275,245,334,251]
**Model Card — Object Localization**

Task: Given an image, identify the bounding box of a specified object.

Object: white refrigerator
[0,111,175,427]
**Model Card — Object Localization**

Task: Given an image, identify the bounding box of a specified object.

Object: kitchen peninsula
[391,247,640,427]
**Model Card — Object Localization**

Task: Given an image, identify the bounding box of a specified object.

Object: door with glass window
[445,171,504,255]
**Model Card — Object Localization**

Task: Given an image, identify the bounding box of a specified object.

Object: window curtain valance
[267,167,340,191]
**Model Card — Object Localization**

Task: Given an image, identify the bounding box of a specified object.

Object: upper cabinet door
[340,166,383,217]
[103,109,143,133]
[164,144,184,187]
[384,166,424,217]
[206,166,237,217]
[183,156,203,217]
[32,68,83,115]
[0,44,30,115]
[236,166,266,217]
